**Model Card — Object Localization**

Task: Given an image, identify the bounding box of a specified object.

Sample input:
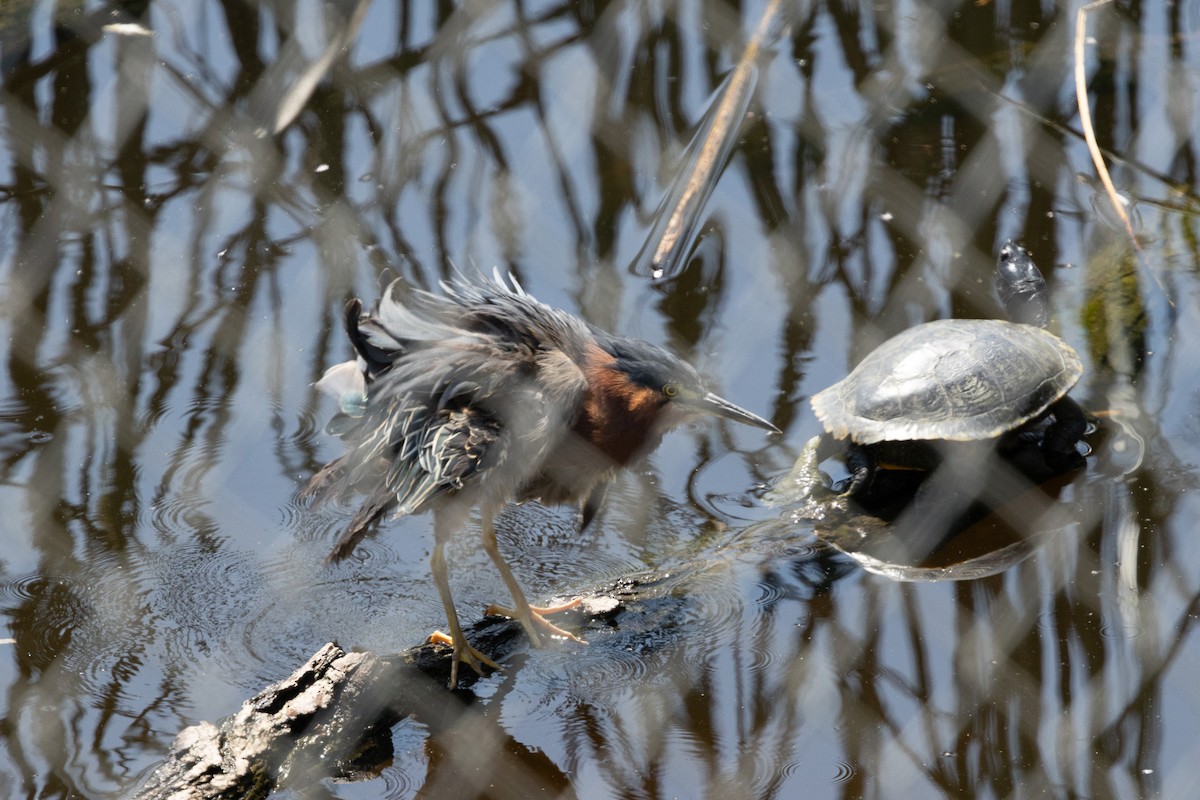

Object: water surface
[0,1,1197,798]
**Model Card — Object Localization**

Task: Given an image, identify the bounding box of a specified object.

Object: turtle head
[995,241,1049,328]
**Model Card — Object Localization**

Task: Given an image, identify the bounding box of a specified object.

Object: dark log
[129,596,623,799]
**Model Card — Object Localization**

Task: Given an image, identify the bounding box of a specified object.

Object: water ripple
[377,752,427,799]
[148,489,217,539]
[545,642,654,690]
[492,503,644,596]
[831,759,859,784]
[380,720,432,792]
[2,558,164,709]
[671,563,746,648]
[779,756,804,779]
[143,542,264,626]
[132,542,280,686]
[291,407,325,444]
[0,574,86,672]
[744,640,780,673]
[241,546,443,675]
[276,489,325,537]
[750,575,788,607]
[527,623,677,697]
[0,573,57,603]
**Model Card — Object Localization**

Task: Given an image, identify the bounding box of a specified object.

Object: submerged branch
[634,0,786,280]
[1074,0,1138,247]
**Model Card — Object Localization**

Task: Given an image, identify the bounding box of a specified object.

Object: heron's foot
[484,597,588,647]
[530,597,584,615]
[428,629,501,688]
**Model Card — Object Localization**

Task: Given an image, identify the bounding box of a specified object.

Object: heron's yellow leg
[430,533,499,688]
[478,512,587,646]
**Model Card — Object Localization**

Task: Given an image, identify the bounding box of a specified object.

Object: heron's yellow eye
[663,383,680,398]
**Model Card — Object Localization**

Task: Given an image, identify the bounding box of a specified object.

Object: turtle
[810,242,1087,497]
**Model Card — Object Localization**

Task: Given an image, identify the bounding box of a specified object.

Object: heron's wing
[323,399,502,562]
[311,280,590,561]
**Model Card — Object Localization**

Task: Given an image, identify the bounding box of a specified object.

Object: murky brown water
[1,1,1197,798]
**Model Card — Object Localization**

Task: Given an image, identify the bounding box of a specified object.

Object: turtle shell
[810,319,1082,444]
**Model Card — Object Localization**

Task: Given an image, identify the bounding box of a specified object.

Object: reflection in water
[773,434,1097,582]
[0,0,1196,798]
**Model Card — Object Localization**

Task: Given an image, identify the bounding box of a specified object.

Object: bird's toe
[428,629,500,688]
[486,600,587,646]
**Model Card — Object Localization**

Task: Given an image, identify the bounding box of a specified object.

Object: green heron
[302,272,778,687]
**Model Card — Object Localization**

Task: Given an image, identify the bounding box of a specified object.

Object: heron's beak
[694,391,780,434]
